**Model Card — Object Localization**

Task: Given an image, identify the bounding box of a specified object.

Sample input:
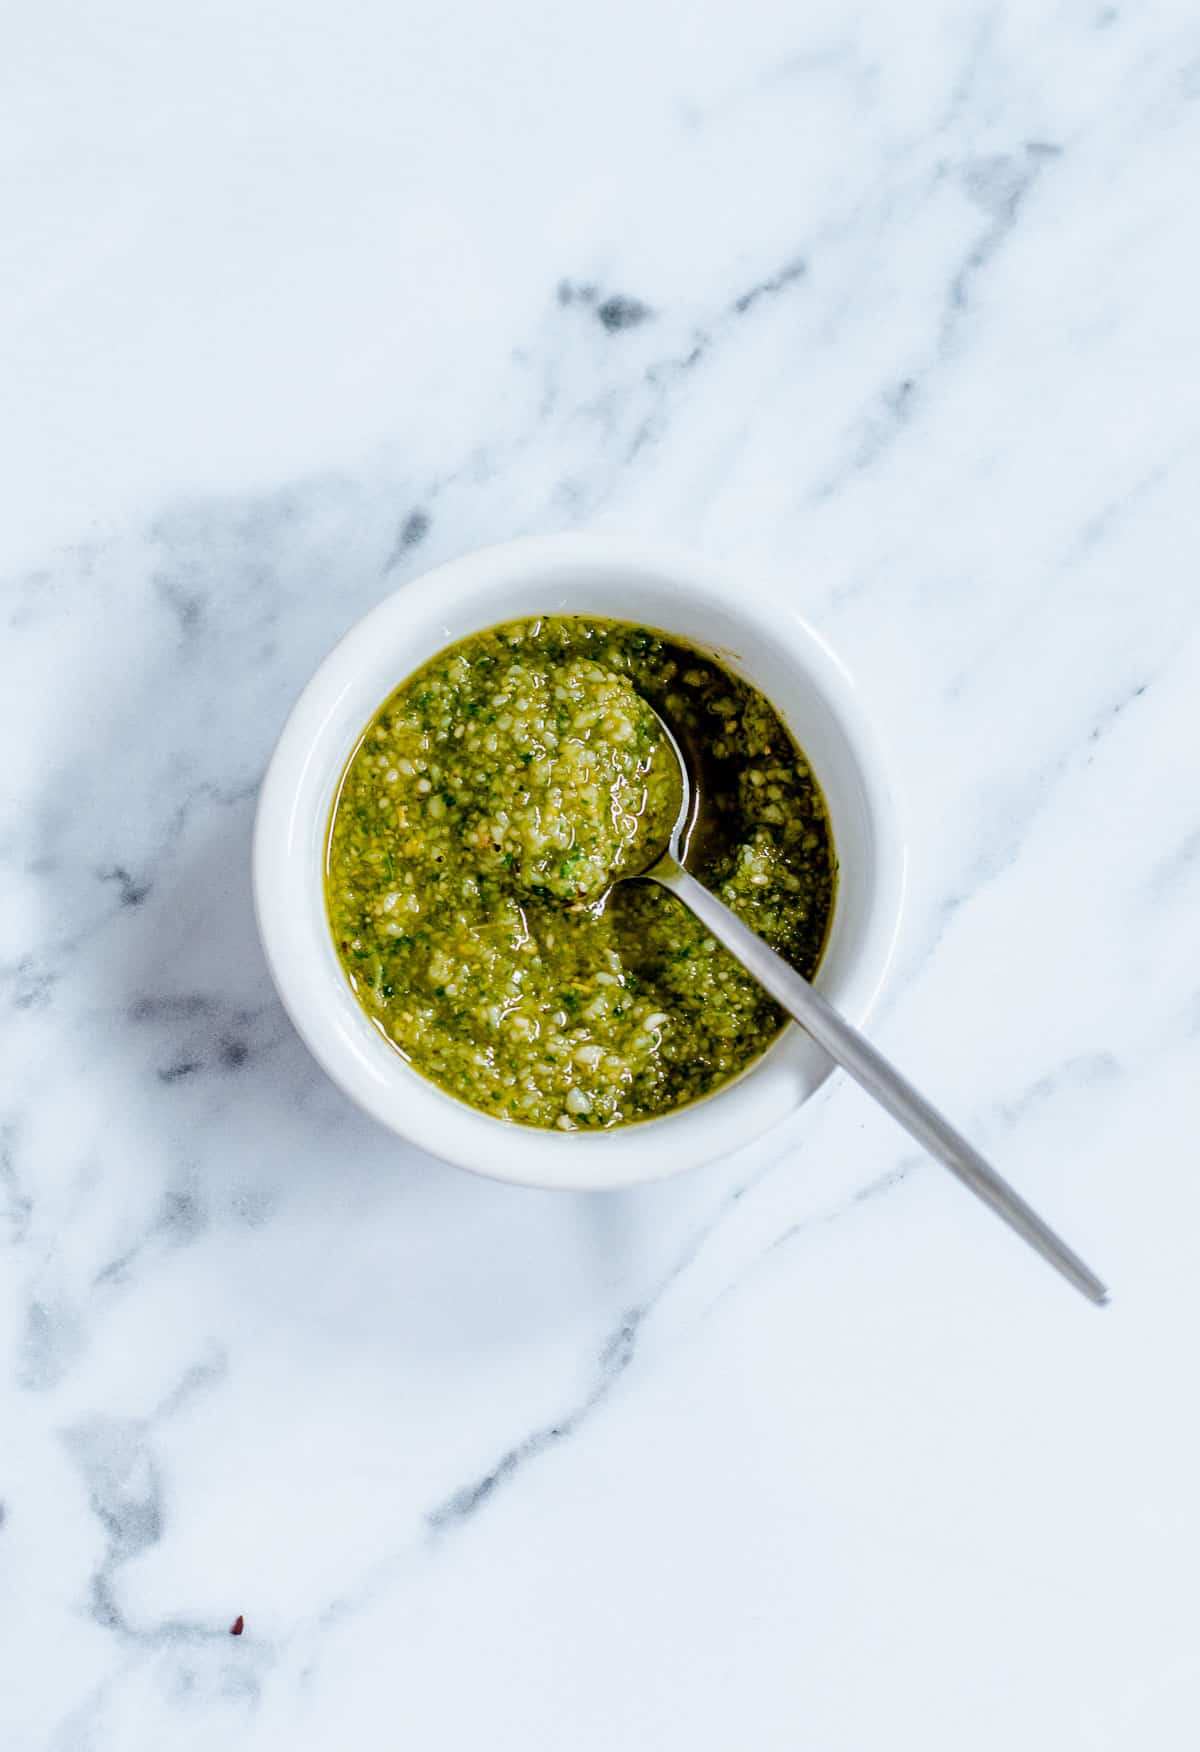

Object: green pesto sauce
[325,617,837,1130]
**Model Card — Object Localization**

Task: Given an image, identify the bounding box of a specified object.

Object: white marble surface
[4,1,1200,1745]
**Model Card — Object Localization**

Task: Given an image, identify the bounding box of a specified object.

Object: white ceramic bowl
[254,535,905,1189]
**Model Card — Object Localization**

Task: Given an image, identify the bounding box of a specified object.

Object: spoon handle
[655,862,1109,1307]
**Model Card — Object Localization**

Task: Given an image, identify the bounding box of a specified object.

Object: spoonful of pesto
[608,701,1110,1309]
[459,655,669,904]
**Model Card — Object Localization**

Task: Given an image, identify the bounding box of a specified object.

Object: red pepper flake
[230,1615,245,1636]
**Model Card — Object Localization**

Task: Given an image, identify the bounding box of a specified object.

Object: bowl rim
[253,533,907,1189]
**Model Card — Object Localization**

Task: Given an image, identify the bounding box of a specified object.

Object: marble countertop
[5,2,1200,1746]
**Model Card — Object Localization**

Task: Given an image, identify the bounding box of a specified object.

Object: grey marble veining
[5,1,1200,1746]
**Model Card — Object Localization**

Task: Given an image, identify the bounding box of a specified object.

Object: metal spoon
[621,708,1109,1307]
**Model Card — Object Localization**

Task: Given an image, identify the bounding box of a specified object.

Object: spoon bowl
[621,704,694,880]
